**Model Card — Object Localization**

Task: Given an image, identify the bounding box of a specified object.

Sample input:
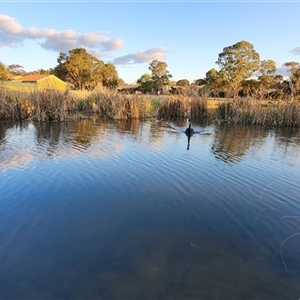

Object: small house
[21,75,67,90]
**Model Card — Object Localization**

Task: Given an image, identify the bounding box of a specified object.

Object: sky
[1,1,300,84]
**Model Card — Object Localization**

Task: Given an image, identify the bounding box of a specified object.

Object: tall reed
[157,95,208,119]
[216,98,300,126]
[30,89,68,121]
[87,89,163,119]
[1,83,300,126]
[0,87,35,120]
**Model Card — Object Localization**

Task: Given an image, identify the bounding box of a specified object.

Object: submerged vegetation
[0,86,300,126]
[252,180,300,272]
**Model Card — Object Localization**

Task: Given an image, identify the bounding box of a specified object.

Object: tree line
[198,41,300,101]
[1,40,300,100]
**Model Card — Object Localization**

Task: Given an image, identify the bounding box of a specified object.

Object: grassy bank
[0,86,300,126]
[0,87,165,122]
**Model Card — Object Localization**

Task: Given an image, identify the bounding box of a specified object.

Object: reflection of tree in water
[271,126,300,162]
[274,126,300,146]
[149,121,164,140]
[0,122,16,161]
[68,119,99,147]
[35,122,63,147]
[60,119,108,149]
[34,122,64,159]
[116,119,140,135]
[1,122,30,150]
[114,119,167,148]
[0,122,33,169]
[211,124,268,164]
[0,121,15,143]
[33,118,108,158]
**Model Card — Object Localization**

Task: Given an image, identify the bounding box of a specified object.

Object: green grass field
[1,81,37,92]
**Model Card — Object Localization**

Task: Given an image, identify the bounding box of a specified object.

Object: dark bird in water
[185,119,194,136]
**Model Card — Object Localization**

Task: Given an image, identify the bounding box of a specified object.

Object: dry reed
[1,83,300,126]
[89,90,162,119]
[216,97,300,126]
[157,95,208,119]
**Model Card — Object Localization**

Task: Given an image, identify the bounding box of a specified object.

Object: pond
[0,117,300,299]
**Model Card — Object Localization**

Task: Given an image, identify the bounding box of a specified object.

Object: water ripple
[1,119,300,299]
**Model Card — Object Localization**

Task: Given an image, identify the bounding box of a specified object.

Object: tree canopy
[7,64,25,76]
[283,61,300,100]
[216,40,260,97]
[0,62,8,81]
[54,48,119,90]
[148,60,172,93]
[176,79,190,88]
[137,73,154,93]
[101,63,119,89]
[256,59,277,96]
[1,40,300,100]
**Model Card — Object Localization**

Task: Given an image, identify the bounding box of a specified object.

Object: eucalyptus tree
[0,62,8,80]
[240,79,260,98]
[194,78,206,86]
[137,73,154,93]
[283,61,300,100]
[176,79,190,88]
[148,60,172,93]
[54,52,68,82]
[257,59,277,98]
[101,63,119,89]
[7,64,25,76]
[117,78,126,86]
[174,79,189,95]
[216,40,260,98]
[65,48,105,90]
[54,48,119,90]
[204,68,226,97]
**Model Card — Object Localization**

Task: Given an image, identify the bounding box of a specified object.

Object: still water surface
[0,118,300,299]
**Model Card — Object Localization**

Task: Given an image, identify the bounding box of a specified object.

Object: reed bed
[0,86,165,121]
[0,88,35,121]
[86,90,163,119]
[1,84,300,127]
[216,97,300,126]
[157,95,209,119]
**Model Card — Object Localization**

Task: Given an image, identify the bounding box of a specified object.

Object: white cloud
[0,33,23,48]
[0,13,124,56]
[31,29,124,54]
[113,47,168,65]
[0,14,23,34]
[102,38,124,51]
[0,14,25,47]
[40,35,80,53]
[0,13,167,67]
[290,47,300,56]
[78,32,108,46]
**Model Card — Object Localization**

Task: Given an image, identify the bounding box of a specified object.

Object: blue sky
[1,1,300,84]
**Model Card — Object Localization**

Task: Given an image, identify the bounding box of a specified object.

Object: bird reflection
[187,134,191,150]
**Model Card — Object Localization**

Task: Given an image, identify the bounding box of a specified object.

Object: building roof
[21,74,49,82]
